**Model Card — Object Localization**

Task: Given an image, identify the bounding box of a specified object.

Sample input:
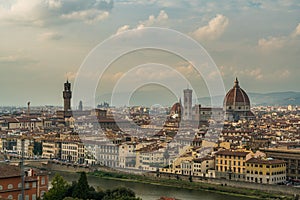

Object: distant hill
[197,91,300,107]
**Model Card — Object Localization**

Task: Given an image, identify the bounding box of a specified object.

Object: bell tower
[63,80,72,111]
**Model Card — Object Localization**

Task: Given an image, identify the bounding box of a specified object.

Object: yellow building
[215,149,252,181]
[42,140,61,159]
[246,158,286,184]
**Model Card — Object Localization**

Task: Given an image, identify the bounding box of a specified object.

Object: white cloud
[258,23,300,51]
[116,25,130,34]
[0,0,112,26]
[191,14,229,41]
[47,0,62,9]
[38,32,62,41]
[142,10,168,26]
[115,10,168,34]
[291,23,300,37]
[258,36,286,51]
[61,9,109,24]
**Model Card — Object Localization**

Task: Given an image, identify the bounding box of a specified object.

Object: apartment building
[215,149,252,181]
[245,157,286,184]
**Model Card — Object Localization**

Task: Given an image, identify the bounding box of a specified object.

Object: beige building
[61,141,85,164]
[119,142,137,169]
[192,156,215,177]
[42,140,61,159]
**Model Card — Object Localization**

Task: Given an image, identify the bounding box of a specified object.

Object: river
[50,172,255,200]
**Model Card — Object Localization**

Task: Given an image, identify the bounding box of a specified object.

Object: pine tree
[72,172,90,199]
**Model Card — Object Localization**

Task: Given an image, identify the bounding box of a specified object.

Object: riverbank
[88,170,295,200]
[50,171,255,200]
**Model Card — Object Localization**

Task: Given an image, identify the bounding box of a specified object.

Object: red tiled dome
[224,78,250,107]
[171,102,182,114]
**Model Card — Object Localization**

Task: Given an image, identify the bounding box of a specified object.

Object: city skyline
[0,0,299,106]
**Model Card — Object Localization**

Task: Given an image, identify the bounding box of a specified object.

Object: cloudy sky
[0,0,299,106]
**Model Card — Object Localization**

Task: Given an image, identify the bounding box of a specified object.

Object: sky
[0,0,299,107]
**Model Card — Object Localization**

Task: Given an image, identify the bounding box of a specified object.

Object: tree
[103,187,141,200]
[33,141,42,155]
[44,174,69,200]
[72,172,91,199]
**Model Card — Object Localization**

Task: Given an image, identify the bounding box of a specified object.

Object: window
[0,185,2,190]
[25,183,29,189]
[8,195,13,199]
[32,194,36,200]
[18,194,22,200]
[25,195,29,200]
[8,184,13,189]
[32,182,36,188]
[18,183,22,188]
[41,177,45,185]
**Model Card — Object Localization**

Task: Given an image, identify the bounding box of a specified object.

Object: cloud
[38,32,63,41]
[258,36,286,51]
[47,0,62,9]
[115,10,168,35]
[0,0,113,26]
[65,71,78,81]
[291,23,300,38]
[61,9,109,24]
[220,65,264,80]
[191,14,229,41]
[0,55,37,66]
[116,25,130,34]
[258,22,300,51]
[141,10,168,26]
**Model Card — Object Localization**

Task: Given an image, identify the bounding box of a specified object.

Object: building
[42,139,61,159]
[61,137,85,164]
[0,164,48,200]
[193,105,224,122]
[223,78,255,121]
[95,142,119,168]
[245,157,286,184]
[119,143,137,169]
[183,89,192,121]
[215,149,252,181]
[261,146,300,179]
[78,100,83,111]
[16,139,34,158]
[192,156,215,177]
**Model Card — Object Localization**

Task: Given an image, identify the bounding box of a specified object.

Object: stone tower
[78,100,83,111]
[183,88,192,120]
[63,80,72,111]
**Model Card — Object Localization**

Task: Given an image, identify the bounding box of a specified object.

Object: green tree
[33,141,42,155]
[103,187,141,200]
[44,174,69,200]
[72,172,91,199]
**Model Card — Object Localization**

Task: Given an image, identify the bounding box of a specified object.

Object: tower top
[234,77,239,88]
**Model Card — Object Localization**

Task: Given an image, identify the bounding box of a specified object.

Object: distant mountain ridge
[197,91,300,107]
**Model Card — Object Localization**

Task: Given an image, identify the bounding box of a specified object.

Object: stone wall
[47,162,91,173]
[150,172,300,196]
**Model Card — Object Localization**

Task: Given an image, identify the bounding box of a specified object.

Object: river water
[50,172,255,200]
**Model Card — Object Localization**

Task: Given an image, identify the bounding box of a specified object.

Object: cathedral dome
[224,78,250,109]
